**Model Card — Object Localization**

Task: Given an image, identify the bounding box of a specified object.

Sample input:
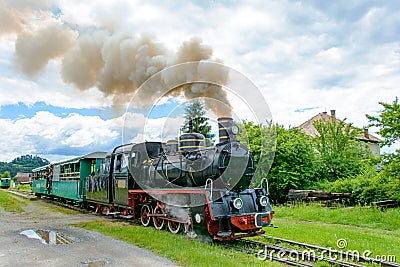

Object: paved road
[0,192,178,267]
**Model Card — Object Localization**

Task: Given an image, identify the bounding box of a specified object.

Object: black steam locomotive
[33,117,273,240]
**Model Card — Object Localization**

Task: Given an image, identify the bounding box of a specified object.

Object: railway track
[223,236,400,267]
[261,235,400,267]
[10,190,399,267]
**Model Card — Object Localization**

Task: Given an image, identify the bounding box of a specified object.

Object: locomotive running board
[217,231,232,237]
[232,230,265,240]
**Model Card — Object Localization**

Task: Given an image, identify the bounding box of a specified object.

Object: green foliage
[182,100,214,144]
[238,121,319,204]
[1,171,11,178]
[267,126,320,203]
[237,120,275,185]
[313,118,370,181]
[237,121,274,164]
[237,117,379,204]
[17,184,32,192]
[367,96,400,147]
[0,155,50,177]
[324,155,400,205]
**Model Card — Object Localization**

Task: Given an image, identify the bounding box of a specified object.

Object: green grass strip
[0,189,26,212]
[274,204,400,231]
[75,220,283,267]
[261,217,399,262]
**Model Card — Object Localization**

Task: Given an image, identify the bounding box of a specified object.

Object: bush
[324,157,400,205]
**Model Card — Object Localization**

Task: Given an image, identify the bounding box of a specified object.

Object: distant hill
[0,155,50,177]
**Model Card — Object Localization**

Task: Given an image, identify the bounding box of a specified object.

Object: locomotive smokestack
[218,117,234,143]
[188,118,193,133]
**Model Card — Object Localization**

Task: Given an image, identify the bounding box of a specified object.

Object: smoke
[0,1,232,116]
[15,22,77,76]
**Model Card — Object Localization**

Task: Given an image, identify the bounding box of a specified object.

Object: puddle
[83,260,107,267]
[20,229,75,245]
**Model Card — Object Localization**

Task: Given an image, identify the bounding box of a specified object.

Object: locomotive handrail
[205,178,213,200]
[261,178,269,195]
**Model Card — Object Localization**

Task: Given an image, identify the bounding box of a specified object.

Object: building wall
[369,143,380,157]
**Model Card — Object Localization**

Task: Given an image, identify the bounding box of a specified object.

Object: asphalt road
[0,192,178,267]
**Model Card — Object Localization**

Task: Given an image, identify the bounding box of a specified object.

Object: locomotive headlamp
[232,197,243,209]
[195,213,202,223]
[258,196,268,206]
[231,124,239,135]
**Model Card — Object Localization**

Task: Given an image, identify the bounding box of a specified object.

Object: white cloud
[1,0,400,161]
[124,114,184,144]
[0,111,119,161]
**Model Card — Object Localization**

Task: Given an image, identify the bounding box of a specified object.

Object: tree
[366,97,400,147]
[237,121,319,203]
[0,155,50,177]
[237,120,276,178]
[313,118,369,181]
[1,171,11,178]
[182,100,214,143]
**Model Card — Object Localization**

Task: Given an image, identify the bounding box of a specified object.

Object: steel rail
[242,239,364,267]
[262,235,400,267]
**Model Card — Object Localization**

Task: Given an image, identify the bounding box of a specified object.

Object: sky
[0,0,399,162]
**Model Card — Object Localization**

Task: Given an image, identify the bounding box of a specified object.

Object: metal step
[217,231,232,237]
[118,215,133,219]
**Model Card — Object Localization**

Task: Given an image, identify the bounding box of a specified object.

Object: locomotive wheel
[140,204,152,227]
[101,206,110,215]
[167,221,181,234]
[152,206,165,230]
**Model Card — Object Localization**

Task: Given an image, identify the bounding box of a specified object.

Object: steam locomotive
[32,117,273,240]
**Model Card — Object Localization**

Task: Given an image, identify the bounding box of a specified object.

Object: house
[13,172,32,184]
[298,110,382,157]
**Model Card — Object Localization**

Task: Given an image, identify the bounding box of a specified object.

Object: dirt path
[0,193,178,267]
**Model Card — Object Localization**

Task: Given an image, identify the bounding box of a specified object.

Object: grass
[16,184,32,192]
[75,220,283,267]
[263,204,400,262]
[3,188,397,265]
[0,189,27,212]
[36,201,81,215]
[274,204,400,230]
[74,204,400,265]
[261,218,400,261]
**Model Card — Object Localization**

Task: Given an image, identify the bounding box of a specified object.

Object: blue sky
[0,0,399,162]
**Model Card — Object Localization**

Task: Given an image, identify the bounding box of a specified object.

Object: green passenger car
[32,152,106,202]
[50,152,106,201]
[32,164,53,196]
[0,178,11,189]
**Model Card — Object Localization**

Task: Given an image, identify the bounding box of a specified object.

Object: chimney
[364,128,369,138]
[188,118,193,133]
[330,110,336,118]
[218,117,233,143]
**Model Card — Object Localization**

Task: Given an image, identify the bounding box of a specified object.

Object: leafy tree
[313,118,370,181]
[237,120,276,179]
[182,100,214,144]
[1,171,11,178]
[267,126,320,203]
[366,97,400,147]
[0,155,50,177]
[238,121,318,203]
[325,156,400,205]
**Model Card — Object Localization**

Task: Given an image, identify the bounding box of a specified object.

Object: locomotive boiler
[135,118,255,191]
[126,117,273,240]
